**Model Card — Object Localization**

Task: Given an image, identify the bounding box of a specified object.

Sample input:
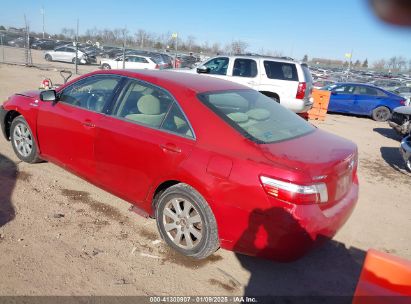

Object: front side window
[197,90,314,143]
[202,57,229,75]
[112,80,194,138]
[264,61,298,81]
[232,59,257,77]
[59,75,121,112]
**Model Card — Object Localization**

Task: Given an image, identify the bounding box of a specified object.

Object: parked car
[44,46,96,64]
[176,55,314,113]
[368,79,403,92]
[7,36,35,48]
[388,106,411,136]
[100,55,159,70]
[31,39,56,50]
[392,86,411,105]
[400,135,411,172]
[322,83,407,121]
[0,70,358,261]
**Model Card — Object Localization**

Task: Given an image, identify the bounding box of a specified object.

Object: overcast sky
[2,0,411,63]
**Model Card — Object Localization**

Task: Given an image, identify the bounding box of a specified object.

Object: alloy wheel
[13,123,33,157]
[162,198,203,250]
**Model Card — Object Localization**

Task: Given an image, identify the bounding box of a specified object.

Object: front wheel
[10,116,42,163]
[155,183,219,259]
[45,54,52,61]
[372,106,391,122]
[101,63,111,70]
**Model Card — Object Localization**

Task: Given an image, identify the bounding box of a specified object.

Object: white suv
[187,55,313,113]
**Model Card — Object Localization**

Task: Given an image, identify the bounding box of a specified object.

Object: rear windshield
[264,61,298,81]
[197,90,315,143]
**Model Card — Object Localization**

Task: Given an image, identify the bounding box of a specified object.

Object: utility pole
[24,15,32,66]
[41,7,45,39]
[75,18,79,75]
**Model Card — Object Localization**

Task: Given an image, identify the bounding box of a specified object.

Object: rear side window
[264,61,298,81]
[112,80,194,138]
[232,59,257,78]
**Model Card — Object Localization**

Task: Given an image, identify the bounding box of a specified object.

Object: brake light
[400,99,406,106]
[260,176,328,205]
[155,64,160,69]
[296,82,306,99]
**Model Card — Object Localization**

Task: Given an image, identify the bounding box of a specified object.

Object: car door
[353,86,387,115]
[229,58,260,89]
[36,75,123,180]
[63,47,75,62]
[94,79,195,207]
[328,84,356,113]
[52,47,65,61]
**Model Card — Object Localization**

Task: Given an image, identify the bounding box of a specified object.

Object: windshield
[197,90,315,143]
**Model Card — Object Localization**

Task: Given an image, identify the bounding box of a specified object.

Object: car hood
[394,106,411,115]
[258,128,357,178]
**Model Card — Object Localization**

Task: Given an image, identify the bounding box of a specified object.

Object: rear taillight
[155,64,160,69]
[400,99,406,106]
[260,176,328,205]
[296,82,307,99]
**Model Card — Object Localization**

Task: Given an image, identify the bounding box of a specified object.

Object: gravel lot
[0,63,410,297]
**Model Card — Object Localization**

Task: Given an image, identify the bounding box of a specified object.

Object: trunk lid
[259,129,357,208]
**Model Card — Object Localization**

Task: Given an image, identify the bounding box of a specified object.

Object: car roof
[213,55,299,65]
[85,70,248,93]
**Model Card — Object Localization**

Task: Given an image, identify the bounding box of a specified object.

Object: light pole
[41,7,45,39]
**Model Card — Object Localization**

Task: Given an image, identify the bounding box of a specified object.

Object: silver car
[400,135,411,172]
[44,45,89,64]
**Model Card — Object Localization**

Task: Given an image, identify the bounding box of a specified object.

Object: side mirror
[40,90,57,102]
[197,66,210,74]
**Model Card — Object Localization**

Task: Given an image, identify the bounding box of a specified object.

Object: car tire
[372,106,391,122]
[155,183,219,259]
[45,54,52,61]
[72,57,80,64]
[10,116,42,164]
[101,63,111,70]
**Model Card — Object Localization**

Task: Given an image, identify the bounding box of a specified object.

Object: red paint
[1,70,359,260]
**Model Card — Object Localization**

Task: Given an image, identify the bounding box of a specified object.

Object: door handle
[160,143,181,153]
[82,120,95,128]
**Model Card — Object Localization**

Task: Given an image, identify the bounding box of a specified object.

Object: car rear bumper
[227,178,359,261]
[0,105,8,140]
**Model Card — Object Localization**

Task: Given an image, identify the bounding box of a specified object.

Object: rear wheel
[372,106,391,122]
[155,183,219,259]
[10,116,42,163]
[101,63,111,70]
[45,54,52,61]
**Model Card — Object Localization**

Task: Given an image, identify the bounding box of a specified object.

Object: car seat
[125,95,165,127]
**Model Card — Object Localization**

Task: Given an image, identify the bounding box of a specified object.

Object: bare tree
[226,40,248,55]
[135,29,151,49]
[61,27,75,40]
[398,56,407,71]
[186,35,196,52]
[373,59,386,70]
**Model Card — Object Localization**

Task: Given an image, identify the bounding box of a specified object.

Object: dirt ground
[0,63,410,297]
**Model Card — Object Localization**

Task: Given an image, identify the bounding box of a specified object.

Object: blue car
[322,83,406,121]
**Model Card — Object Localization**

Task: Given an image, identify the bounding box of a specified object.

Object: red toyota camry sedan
[0,70,358,261]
